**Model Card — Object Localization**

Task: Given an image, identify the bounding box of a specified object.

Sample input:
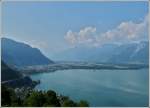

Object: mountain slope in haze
[109,41,149,64]
[52,44,118,62]
[2,38,54,67]
[52,41,149,64]
[1,60,22,82]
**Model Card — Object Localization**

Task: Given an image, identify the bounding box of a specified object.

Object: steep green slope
[1,60,22,82]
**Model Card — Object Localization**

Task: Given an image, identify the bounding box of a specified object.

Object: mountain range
[2,37,149,67]
[52,41,149,64]
[1,38,54,67]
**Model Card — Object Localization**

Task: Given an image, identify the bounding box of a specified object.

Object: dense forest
[2,85,89,107]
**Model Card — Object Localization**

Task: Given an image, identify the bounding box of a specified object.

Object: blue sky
[2,1,148,57]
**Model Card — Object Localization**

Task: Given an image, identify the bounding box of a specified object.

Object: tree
[78,100,89,107]
[1,85,22,107]
[62,99,77,107]
[1,85,12,106]
[2,85,89,107]
[24,91,46,107]
[44,90,60,107]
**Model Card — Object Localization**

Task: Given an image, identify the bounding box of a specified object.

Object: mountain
[1,60,22,82]
[51,44,118,62]
[109,41,149,64]
[52,41,149,64]
[1,38,54,67]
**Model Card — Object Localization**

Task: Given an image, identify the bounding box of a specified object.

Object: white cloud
[65,15,148,47]
[65,30,77,44]
[64,26,97,45]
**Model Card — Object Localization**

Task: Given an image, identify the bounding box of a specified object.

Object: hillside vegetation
[2,85,89,107]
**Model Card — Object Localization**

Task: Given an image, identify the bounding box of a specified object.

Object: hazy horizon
[2,1,148,58]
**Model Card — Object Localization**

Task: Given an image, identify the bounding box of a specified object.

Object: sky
[2,1,149,58]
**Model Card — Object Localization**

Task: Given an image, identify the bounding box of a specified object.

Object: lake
[30,68,149,107]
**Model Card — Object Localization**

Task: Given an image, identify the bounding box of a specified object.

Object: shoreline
[18,62,149,74]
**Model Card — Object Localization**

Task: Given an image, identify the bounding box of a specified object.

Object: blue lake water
[30,68,149,107]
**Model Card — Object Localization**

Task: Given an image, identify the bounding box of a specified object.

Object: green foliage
[1,85,23,107]
[44,90,60,107]
[1,85,12,106]
[62,99,77,107]
[24,91,46,107]
[1,85,89,107]
[78,100,89,107]
[1,60,22,82]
